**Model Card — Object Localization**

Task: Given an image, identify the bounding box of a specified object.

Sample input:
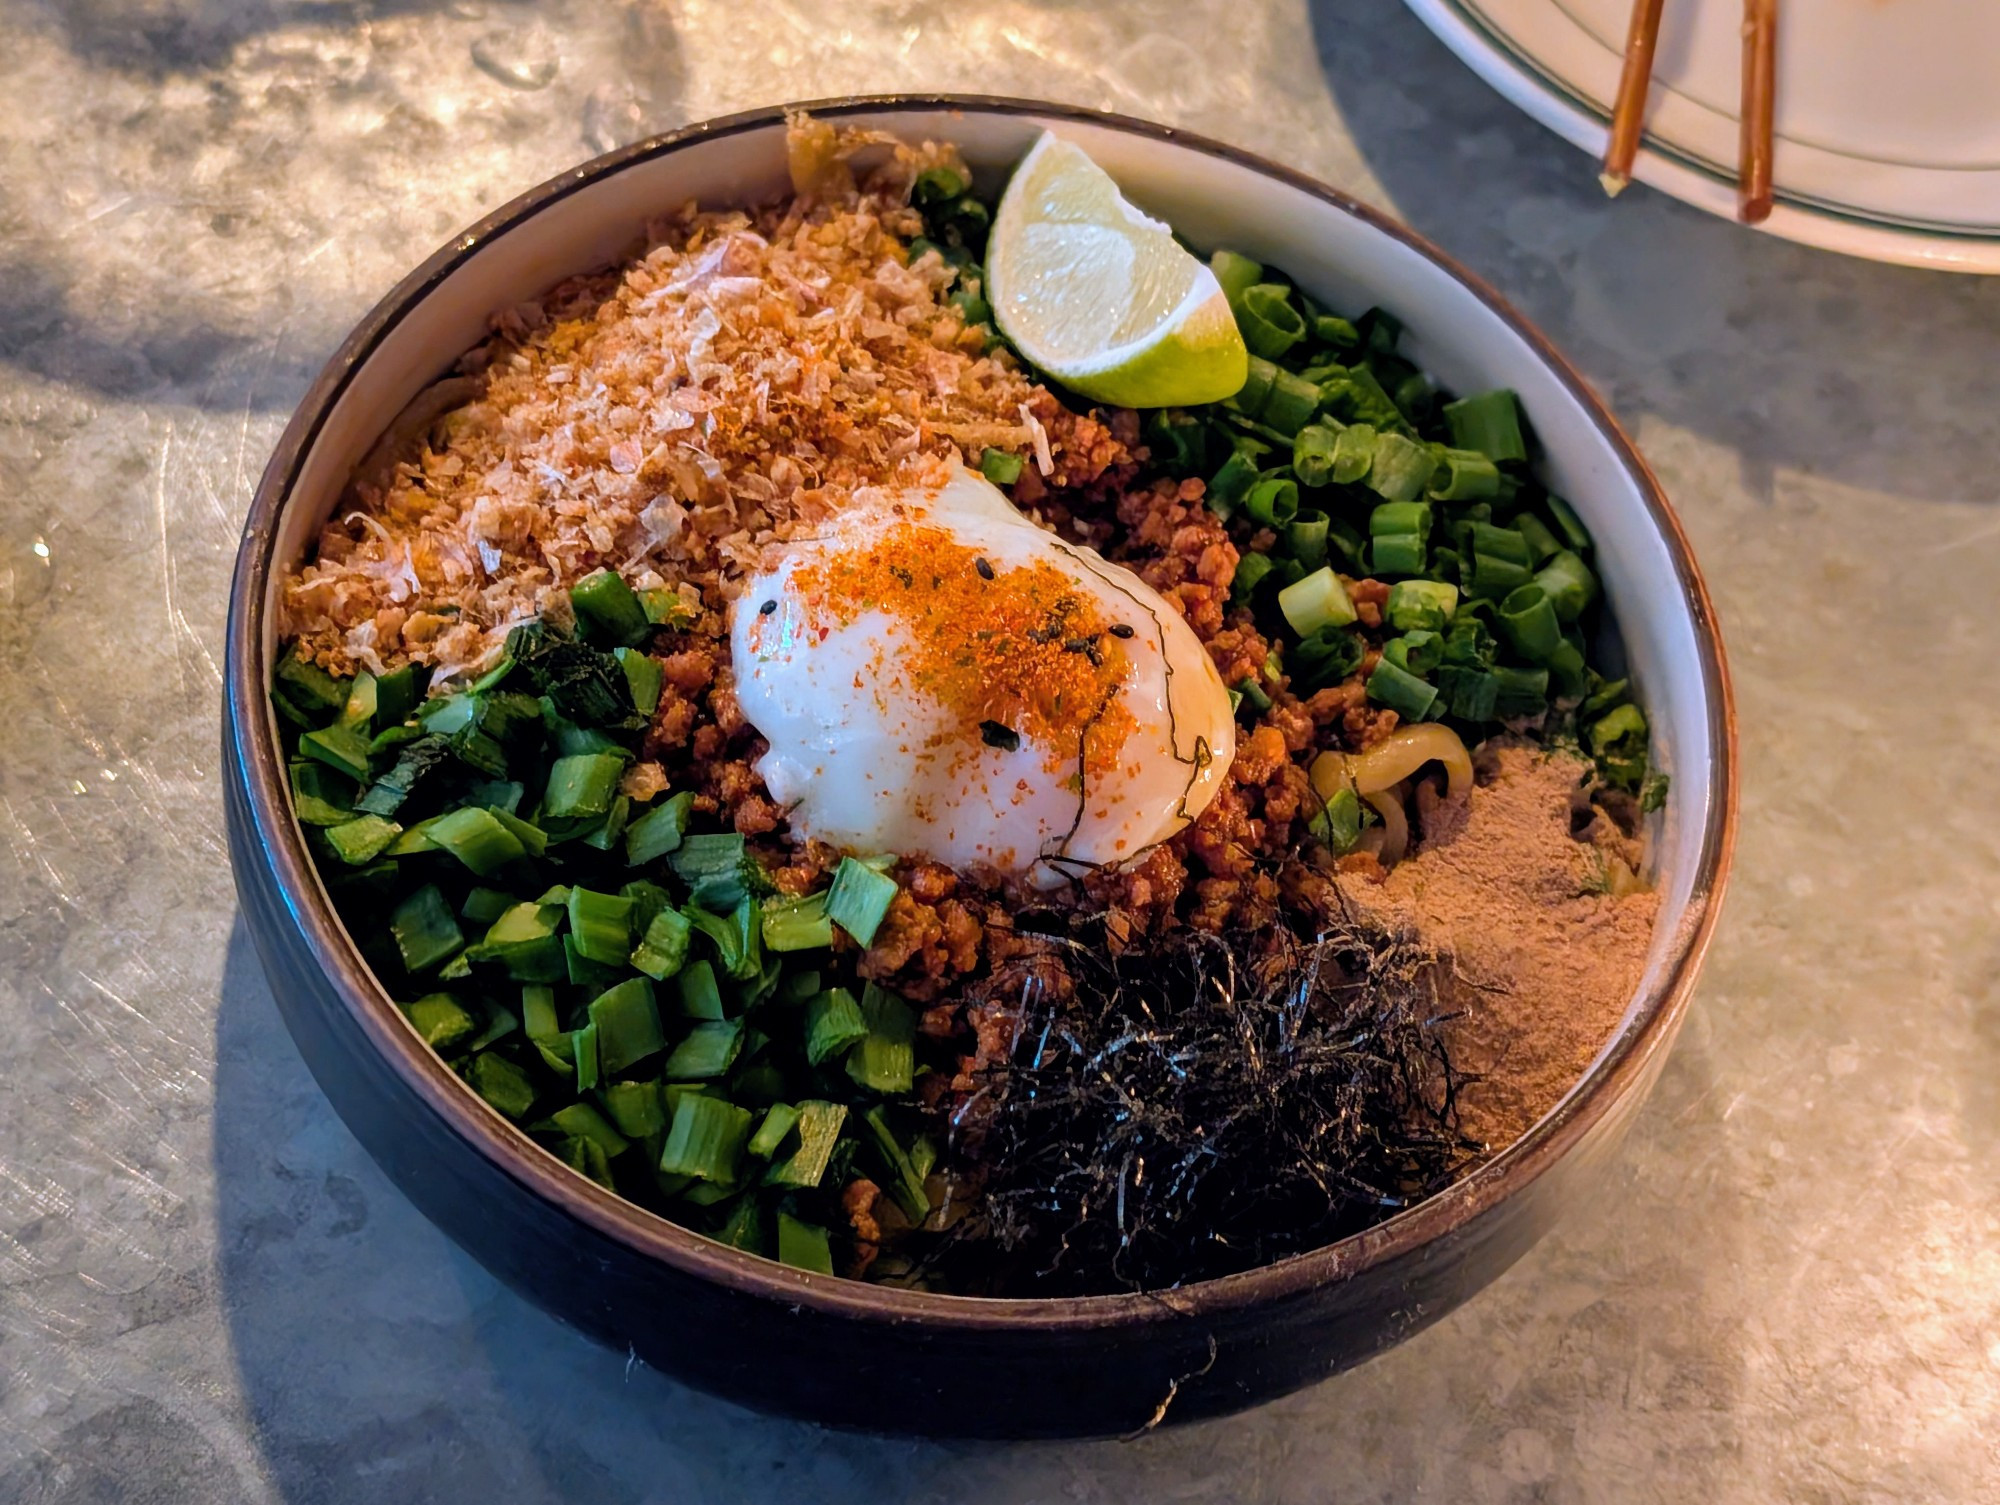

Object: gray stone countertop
[2,2,1996,1500]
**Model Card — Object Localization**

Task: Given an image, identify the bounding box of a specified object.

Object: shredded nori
[931,899,1471,1296]
[505,619,632,726]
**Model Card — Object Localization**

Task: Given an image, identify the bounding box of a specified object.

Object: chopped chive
[1437,664,1500,721]
[543,1101,630,1159]
[390,885,463,973]
[859,1105,933,1223]
[289,761,355,826]
[1492,664,1551,718]
[354,734,450,818]
[1278,566,1357,637]
[632,906,693,981]
[1547,638,1588,701]
[1443,388,1528,463]
[675,959,725,1020]
[747,1102,801,1160]
[1235,676,1273,714]
[543,752,626,820]
[401,993,476,1051]
[425,807,525,876]
[1206,449,1261,517]
[805,987,869,1066]
[323,814,402,866]
[664,1019,744,1082]
[625,790,693,866]
[372,661,431,728]
[521,984,561,1042]
[613,646,662,715]
[487,806,549,858]
[671,832,752,911]
[761,891,834,952]
[1386,579,1458,633]
[571,567,651,648]
[298,722,373,782]
[567,886,635,966]
[580,794,632,852]
[845,984,916,1095]
[588,977,664,1075]
[1309,783,1364,854]
[825,858,898,948]
[979,447,1025,485]
[765,1100,847,1190]
[560,1134,616,1190]
[686,897,761,981]
[1366,656,1439,721]
[571,1021,600,1092]
[638,586,698,629]
[466,1053,536,1119]
[657,1093,752,1182]
[775,1212,834,1275]
[597,1078,666,1139]
[716,1197,766,1255]
[274,647,350,723]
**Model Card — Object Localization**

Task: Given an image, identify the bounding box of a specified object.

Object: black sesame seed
[1109,623,1135,639]
[979,719,1021,752]
[759,599,777,615]
[975,556,995,581]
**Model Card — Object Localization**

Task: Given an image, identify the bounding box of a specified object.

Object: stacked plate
[1407,0,2000,272]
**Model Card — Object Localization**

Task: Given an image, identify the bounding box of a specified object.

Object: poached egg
[730,466,1234,883]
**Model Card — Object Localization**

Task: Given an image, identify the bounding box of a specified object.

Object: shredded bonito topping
[282,120,1053,681]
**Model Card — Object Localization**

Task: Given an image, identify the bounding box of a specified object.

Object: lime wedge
[987,133,1248,409]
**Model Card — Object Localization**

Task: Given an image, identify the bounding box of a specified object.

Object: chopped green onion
[1369,534,1426,578]
[1580,675,1631,720]
[1516,512,1563,564]
[1547,638,1588,701]
[466,1053,536,1119]
[747,1102,801,1160]
[521,984,561,1042]
[543,752,625,820]
[372,661,430,727]
[1426,448,1502,502]
[1589,702,1651,791]
[632,906,693,981]
[567,886,634,965]
[1206,447,1262,519]
[1230,550,1278,607]
[638,587,698,629]
[1545,494,1593,553]
[1309,783,1364,853]
[354,734,450,818]
[859,1105,934,1223]
[761,891,834,952]
[1260,368,1320,436]
[912,165,967,206]
[1292,625,1364,688]
[1277,566,1357,636]
[1235,676,1273,714]
[805,987,869,1066]
[1533,550,1599,624]
[401,993,476,1051]
[542,1101,630,1159]
[1238,283,1306,361]
[1365,432,1438,502]
[1331,423,1376,484]
[845,984,916,1095]
[323,814,402,866]
[1369,499,1432,538]
[657,1093,752,1182]
[571,1021,600,1092]
[1291,424,1338,488]
[1210,248,1263,307]
[1386,579,1458,633]
[671,832,752,911]
[980,447,1025,485]
[775,1212,834,1275]
[1497,584,1564,662]
[675,959,725,1021]
[1366,657,1439,721]
[461,887,513,926]
[583,978,660,1075]
[390,885,463,973]
[1318,364,1409,433]
[825,857,899,948]
[1244,475,1300,529]
[1384,630,1443,676]
[1492,664,1551,718]
[1228,353,1275,417]
[274,648,350,724]
[765,1100,847,1189]
[571,567,651,648]
[1283,509,1331,571]
[289,761,354,826]
[1437,664,1500,721]
[1443,388,1528,463]
[664,1019,744,1081]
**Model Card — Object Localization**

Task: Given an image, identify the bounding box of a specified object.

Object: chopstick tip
[1598,169,1630,200]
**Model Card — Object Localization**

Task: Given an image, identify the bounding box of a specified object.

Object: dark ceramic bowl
[223,96,1736,1439]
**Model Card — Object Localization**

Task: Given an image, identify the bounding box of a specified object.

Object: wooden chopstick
[1600,0,1667,197]
[1738,0,1779,223]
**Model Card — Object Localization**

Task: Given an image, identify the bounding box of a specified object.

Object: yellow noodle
[1363,787,1409,865]
[1308,722,1473,808]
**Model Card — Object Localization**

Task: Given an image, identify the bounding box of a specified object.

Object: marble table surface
[2,2,1996,1500]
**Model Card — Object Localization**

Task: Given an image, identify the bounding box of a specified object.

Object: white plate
[1405,0,2000,273]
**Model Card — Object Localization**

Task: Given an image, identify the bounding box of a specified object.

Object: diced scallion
[825,858,898,948]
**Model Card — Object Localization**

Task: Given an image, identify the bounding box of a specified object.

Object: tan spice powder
[1339,742,1660,1151]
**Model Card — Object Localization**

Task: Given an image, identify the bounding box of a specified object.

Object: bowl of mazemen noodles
[223,97,1735,1438]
